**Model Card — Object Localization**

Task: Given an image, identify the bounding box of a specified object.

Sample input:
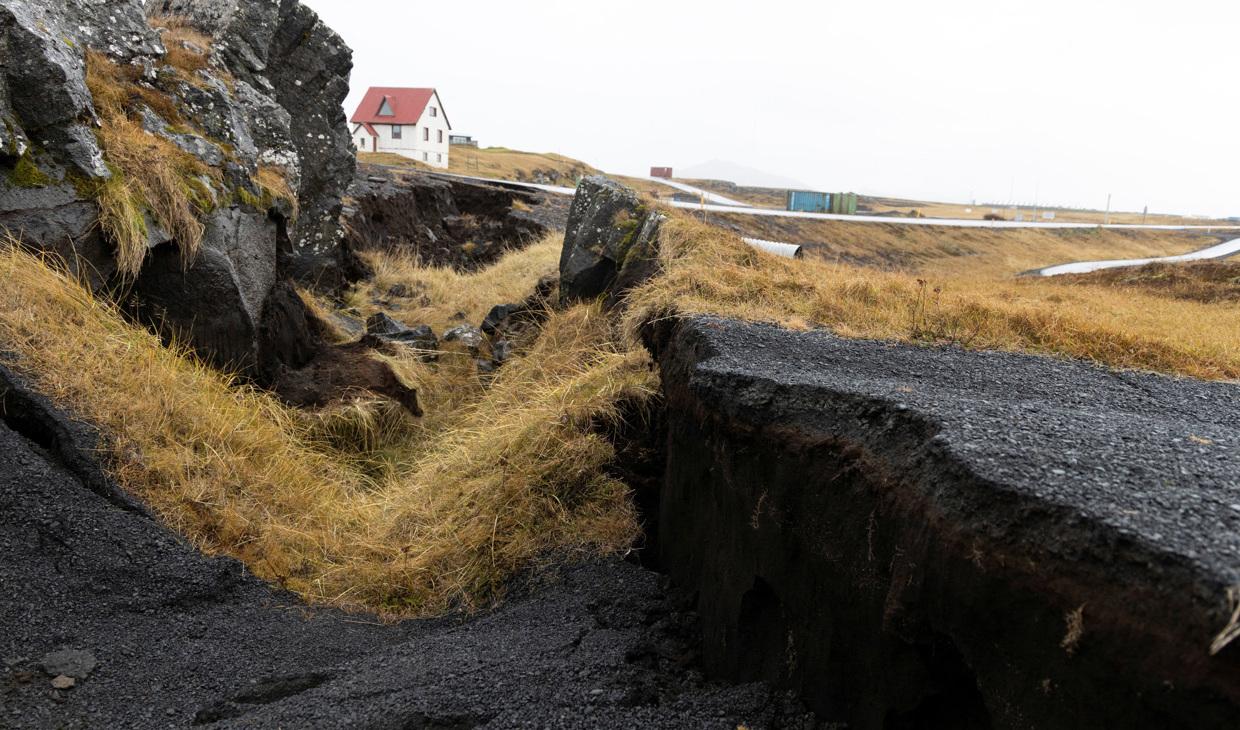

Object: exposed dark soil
[343,164,567,276]
[0,364,813,729]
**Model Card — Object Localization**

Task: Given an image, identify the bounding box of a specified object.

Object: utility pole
[1104,193,1112,226]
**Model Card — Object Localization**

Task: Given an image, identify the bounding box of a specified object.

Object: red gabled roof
[351,87,437,125]
[359,123,378,137]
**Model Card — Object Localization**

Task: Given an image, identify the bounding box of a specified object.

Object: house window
[437,153,442,163]
[430,106,437,118]
[438,130,443,143]
[423,152,429,161]
[423,127,430,141]
[391,124,402,139]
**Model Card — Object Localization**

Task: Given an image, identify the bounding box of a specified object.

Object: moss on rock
[10,152,51,188]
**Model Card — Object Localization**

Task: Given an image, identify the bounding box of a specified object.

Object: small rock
[51,675,75,690]
[387,283,413,298]
[492,340,515,366]
[481,303,526,338]
[443,325,486,355]
[365,313,439,359]
[40,649,96,679]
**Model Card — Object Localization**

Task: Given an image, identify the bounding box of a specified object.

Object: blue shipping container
[787,190,831,213]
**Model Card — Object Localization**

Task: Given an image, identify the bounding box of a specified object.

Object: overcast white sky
[303,0,1238,216]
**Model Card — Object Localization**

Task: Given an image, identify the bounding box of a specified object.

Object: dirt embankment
[344,163,569,274]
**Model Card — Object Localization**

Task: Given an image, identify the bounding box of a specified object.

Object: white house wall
[352,91,452,169]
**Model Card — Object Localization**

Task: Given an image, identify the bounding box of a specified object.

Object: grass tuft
[345,236,562,332]
[93,168,149,276]
[255,165,299,218]
[85,51,217,276]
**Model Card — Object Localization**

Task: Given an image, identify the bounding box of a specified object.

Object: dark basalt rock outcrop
[559,176,664,307]
[0,0,416,414]
[270,338,422,417]
[646,315,1240,729]
[147,0,356,285]
[129,208,281,374]
[344,163,552,275]
[0,0,143,284]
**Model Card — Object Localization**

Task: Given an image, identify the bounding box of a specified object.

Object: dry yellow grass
[709,212,1222,278]
[86,51,216,276]
[361,148,597,187]
[0,239,653,615]
[1056,261,1240,304]
[344,235,562,332]
[625,216,1240,381]
[447,147,597,187]
[254,164,299,218]
[148,15,212,77]
[860,197,1225,226]
[356,152,435,170]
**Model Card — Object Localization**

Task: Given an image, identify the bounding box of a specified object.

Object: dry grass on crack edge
[0,238,655,617]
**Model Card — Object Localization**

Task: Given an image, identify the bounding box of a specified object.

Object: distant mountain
[676,160,808,190]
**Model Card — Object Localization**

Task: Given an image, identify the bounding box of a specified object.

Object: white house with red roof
[351,87,452,169]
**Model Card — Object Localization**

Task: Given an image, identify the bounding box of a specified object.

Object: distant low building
[786,190,831,213]
[351,87,452,169]
[449,134,477,147]
[650,166,673,179]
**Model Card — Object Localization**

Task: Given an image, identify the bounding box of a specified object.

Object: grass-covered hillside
[0,235,654,616]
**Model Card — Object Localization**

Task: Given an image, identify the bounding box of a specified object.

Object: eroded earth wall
[647,315,1240,730]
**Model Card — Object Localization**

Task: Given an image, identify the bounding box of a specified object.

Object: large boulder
[0,0,120,283]
[128,208,279,374]
[559,176,664,307]
[147,0,356,285]
[0,0,146,178]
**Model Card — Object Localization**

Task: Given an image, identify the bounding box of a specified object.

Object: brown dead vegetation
[625,216,1240,381]
[1057,260,1240,304]
[0,235,652,615]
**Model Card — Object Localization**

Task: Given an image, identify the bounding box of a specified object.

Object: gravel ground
[0,368,812,729]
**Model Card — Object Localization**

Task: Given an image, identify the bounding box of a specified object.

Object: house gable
[428,90,452,131]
